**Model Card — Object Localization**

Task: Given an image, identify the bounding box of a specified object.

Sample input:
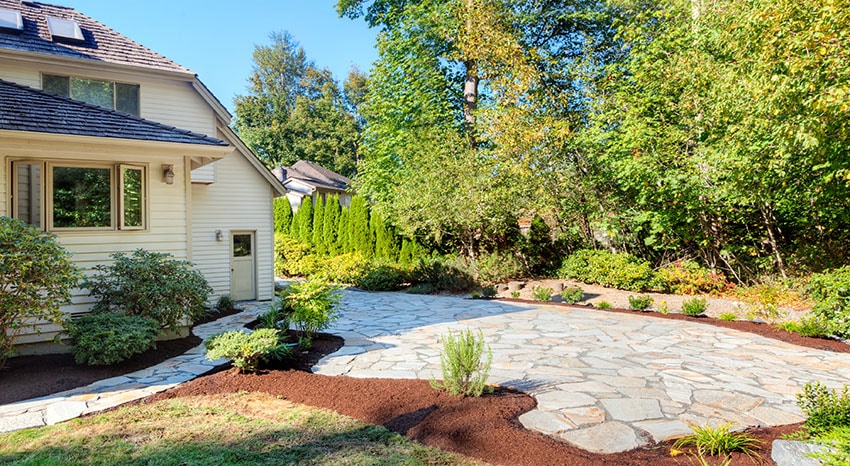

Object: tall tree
[273,196,293,233]
[312,196,326,255]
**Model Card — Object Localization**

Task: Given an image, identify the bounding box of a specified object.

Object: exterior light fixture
[215,230,224,242]
[162,164,175,184]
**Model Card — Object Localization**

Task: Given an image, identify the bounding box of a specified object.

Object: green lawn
[0,392,483,465]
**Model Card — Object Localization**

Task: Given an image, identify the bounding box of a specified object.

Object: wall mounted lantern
[162,164,175,184]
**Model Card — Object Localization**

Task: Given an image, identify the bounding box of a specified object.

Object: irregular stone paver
[314,290,850,454]
[0,302,269,434]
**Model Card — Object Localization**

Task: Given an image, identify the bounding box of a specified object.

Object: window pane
[115,83,140,116]
[122,167,143,228]
[14,162,42,228]
[42,74,70,96]
[233,234,252,257]
[71,77,114,109]
[52,166,111,228]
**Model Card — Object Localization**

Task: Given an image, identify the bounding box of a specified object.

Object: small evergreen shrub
[628,295,653,311]
[67,312,159,366]
[531,286,553,302]
[216,295,236,312]
[84,249,211,331]
[480,285,497,298]
[357,264,408,291]
[474,251,524,284]
[0,217,80,368]
[430,329,493,397]
[596,300,612,309]
[205,328,290,373]
[281,279,341,348]
[797,381,850,435]
[561,286,584,304]
[718,312,738,321]
[657,260,730,295]
[681,297,707,317]
[807,267,850,338]
[558,249,657,292]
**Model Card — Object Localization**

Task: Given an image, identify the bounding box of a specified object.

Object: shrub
[811,426,850,465]
[430,329,492,397]
[480,285,497,298]
[657,260,730,295]
[797,381,850,435]
[0,217,80,368]
[66,312,159,366]
[274,233,318,277]
[411,257,475,293]
[807,267,850,338]
[256,299,292,331]
[531,286,553,302]
[628,295,653,311]
[281,279,341,347]
[216,295,236,312]
[558,249,657,292]
[84,249,211,332]
[406,283,437,295]
[596,300,612,309]
[681,297,707,317]
[718,312,738,321]
[205,328,290,373]
[658,300,670,314]
[357,264,408,291]
[510,290,521,298]
[672,423,761,458]
[313,253,371,284]
[561,286,584,304]
[474,251,524,284]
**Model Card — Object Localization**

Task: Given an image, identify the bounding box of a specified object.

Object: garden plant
[431,328,493,397]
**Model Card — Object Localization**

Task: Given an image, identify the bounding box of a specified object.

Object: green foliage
[280,279,341,347]
[718,313,738,322]
[370,210,397,261]
[510,290,521,299]
[808,267,850,338]
[205,329,290,373]
[658,261,730,295]
[797,382,850,436]
[474,251,524,284]
[257,299,292,331]
[273,197,293,234]
[777,314,837,338]
[628,295,654,311]
[314,252,372,284]
[531,286,553,302]
[312,196,326,255]
[561,286,584,304]
[274,233,318,277]
[811,426,850,466]
[558,249,658,292]
[681,297,707,317]
[337,207,351,253]
[406,282,437,295]
[595,301,612,309]
[357,264,408,291]
[66,312,159,366]
[84,249,211,332]
[672,423,761,458]
[411,257,475,293]
[293,199,314,245]
[216,295,236,312]
[349,196,372,258]
[430,329,493,397]
[480,285,497,298]
[0,217,80,368]
[322,194,341,255]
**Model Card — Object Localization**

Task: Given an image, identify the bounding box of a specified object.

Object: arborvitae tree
[349,196,371,257]
[312,196,326,255]
[295,197,313,244]
[371,211,397,261]
[337,207,350,253]
[273,197,293,233]
[398,237,426,265]
[323,194,341,255]
[288,202,300,238]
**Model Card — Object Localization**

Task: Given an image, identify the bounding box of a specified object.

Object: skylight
[0,8,23,33]
[46,16,84,41]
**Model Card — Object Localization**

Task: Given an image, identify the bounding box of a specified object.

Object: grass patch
[0,392,480,465]
[672,422,761,459]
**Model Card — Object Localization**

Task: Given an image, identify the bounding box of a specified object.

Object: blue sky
[60,0,379,114]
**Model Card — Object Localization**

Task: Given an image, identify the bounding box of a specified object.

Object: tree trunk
[463,60,479,148]
[760,203,787,279]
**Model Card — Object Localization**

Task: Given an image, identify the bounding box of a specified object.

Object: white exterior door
[230,231,256,301]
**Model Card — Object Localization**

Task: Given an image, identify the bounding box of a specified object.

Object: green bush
[807,266,850,338]
[628,295,653,311]
[558,249,657,292]
[274,233,319,277]
[718,312,738,321]
[777,314,836,338]
[205,328,290,373]
[280,279,341,347]
[474,251,524,284]
[531,286,553,302]
[0,217,80,368]
[681,297,707,316]
[84,249,211,332]
[672,422,761,458]
[797,381,850,435]
[480,285,497,298]
[596,300,612,309]
[430,329,493,397]
[657,260,730,295]
[811,426,850,465]
[256,299,292,331]
[66,312,159,366]
[561,286,584,304]
[313,253,371,284]
[357,264,408,291]
[411,257,475,293]
[407,283,438,295]
[216,295,236,312]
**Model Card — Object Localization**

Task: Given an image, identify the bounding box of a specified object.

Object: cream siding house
[0,1,284,353]
[273,160,353,212]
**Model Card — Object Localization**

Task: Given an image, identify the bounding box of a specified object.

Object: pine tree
[349,196,371,258]
[273,197,293,234]
[337,207,350,253]
[312,196,325,255]
[323,194,340,256]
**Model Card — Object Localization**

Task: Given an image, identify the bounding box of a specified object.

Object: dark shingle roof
[274,160,351,191]
[0,0,190,74]
[0,79,226,146]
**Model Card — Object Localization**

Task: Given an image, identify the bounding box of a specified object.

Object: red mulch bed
[4,301,841,465]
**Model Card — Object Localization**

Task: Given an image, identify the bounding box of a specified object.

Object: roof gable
[0,0,190,74]
[277,160,351,192]
[0,79,226,146]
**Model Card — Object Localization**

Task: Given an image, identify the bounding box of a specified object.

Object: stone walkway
[0,303,268,434]
[314,291,850,454]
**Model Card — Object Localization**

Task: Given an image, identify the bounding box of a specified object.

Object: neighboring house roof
[0,0,190,74]
[273,160,351,192]
[0,79,226,146]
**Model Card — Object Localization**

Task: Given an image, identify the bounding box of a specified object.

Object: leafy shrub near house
[84,249,211,331]
[430,329,493,397]
[279,279,341,347]
[807,266,850,338]
[357,263,409,291]
[628,295,654,311]
[657,260,731,295]
[66,312,159,366]
[313,253,372,284]
[561,286,584,304]
[797,381,850,435]
[0,217,81,369]
[274,233,319,277]
[681,297,707,316]
[205,329,291,373]
[558,249,657,292]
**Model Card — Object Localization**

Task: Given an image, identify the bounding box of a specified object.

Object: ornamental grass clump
[672,423,761,459]
[681,297,707,317]
[431,329,493,397]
